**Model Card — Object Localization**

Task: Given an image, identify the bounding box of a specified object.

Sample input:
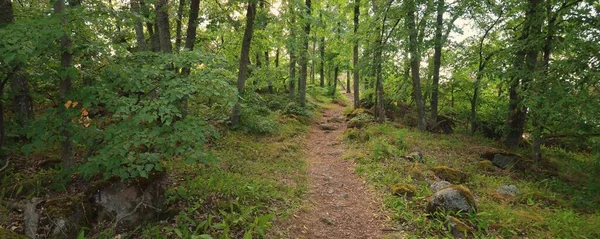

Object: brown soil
[272,93,393,239]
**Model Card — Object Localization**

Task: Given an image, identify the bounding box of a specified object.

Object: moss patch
[391,183,417,198]
[476,160,496,172]
[432,166,468,183]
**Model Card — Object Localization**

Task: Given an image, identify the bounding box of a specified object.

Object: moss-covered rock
[476,160,496,172]
[0,228,27,239]
[348,113,374,129]
[391,183,417,198]
[432,166,468,183]
[427,185,477,215]
[446,215,474,238]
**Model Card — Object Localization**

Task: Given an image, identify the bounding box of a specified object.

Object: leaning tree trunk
[298,0,311,107]
[155,0,172,53]
[230,1,257,125]
[430,0,444,130]
[346,70,351,93]
[353,0,360,108]
[407,0,427,131]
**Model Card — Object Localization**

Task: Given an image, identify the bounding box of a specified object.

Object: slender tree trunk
[346,70,351,93]
[298,0,311,107]
[353,0,360,108]
[140,0,160,52]
[182,0,200,75]
[275,48,280,67]
[319,11,325,88]
[131,0,147,51]
[333,65,338,95]
[53,0,75,168]
[231,1,257,125]
[175,0,185,52]
[319,36,325,87]
[505,0,543,148]
[155,0,172,53]
[289,54,296,97]
[180,0,200,117]
[430,0,444,130]
[311,38,316,85]
[407,0,426,131]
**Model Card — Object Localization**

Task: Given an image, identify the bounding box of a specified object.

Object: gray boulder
[427,185,477,215]
[430,180,451,193]
[497,185,519,197]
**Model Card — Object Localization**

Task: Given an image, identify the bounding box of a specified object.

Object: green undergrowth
[140,113,309,239]
[343,123,600,238]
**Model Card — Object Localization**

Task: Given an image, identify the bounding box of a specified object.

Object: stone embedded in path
[318,124,338,131]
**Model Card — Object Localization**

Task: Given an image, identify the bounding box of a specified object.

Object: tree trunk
[407,0,426,131]
[311,38,316,85]
[319,36,325,87]
[182,0,200,75]
[353,0,360,108]
[1,0,34,129]
[131,0,147,51]
[140,0,160,52]
[430,0,444,130]
[175,0,185,52]
[54,0,75,169]
[155,0,172,53]
[298,0,311,107]
[505,0,543,149]
[333,65,338,95]
[231,1,257,125]
[289,53,296,97]
[275,48,280,67]
[346,70,351,93]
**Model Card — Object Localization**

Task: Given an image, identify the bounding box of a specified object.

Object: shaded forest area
[0,0,599,238]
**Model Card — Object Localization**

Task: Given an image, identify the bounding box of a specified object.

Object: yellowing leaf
[64,100,73,109]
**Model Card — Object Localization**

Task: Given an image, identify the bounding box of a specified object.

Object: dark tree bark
[140,0,160,52]
[131,0,147,51]
[346,70,350,93]
[430,0,444,130]
[230,1,257,125]
[275,48,280,67]
[406,0,426,131]
[175,0,185,51]
[505,0,543,149]
[319,12,325,88]
[155,0,172,53]
[353,0,360,108]
[181,0,200,75]
[333,65,338,95]
[311,38,316,85]
[1,0,34,131]
[298,0,311,107]
[289,52,296,97]
[53,0,75,168]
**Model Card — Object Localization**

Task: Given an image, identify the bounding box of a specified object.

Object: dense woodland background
[0,0,599,238]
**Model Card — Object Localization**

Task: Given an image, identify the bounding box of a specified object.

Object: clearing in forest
[273,93,393,239]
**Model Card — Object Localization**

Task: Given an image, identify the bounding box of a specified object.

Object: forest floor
[272,93,400,239]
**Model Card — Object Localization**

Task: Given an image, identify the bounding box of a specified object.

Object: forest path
[274,93,391,238]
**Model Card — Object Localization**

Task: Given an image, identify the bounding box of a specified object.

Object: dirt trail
[275,93,389,239]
